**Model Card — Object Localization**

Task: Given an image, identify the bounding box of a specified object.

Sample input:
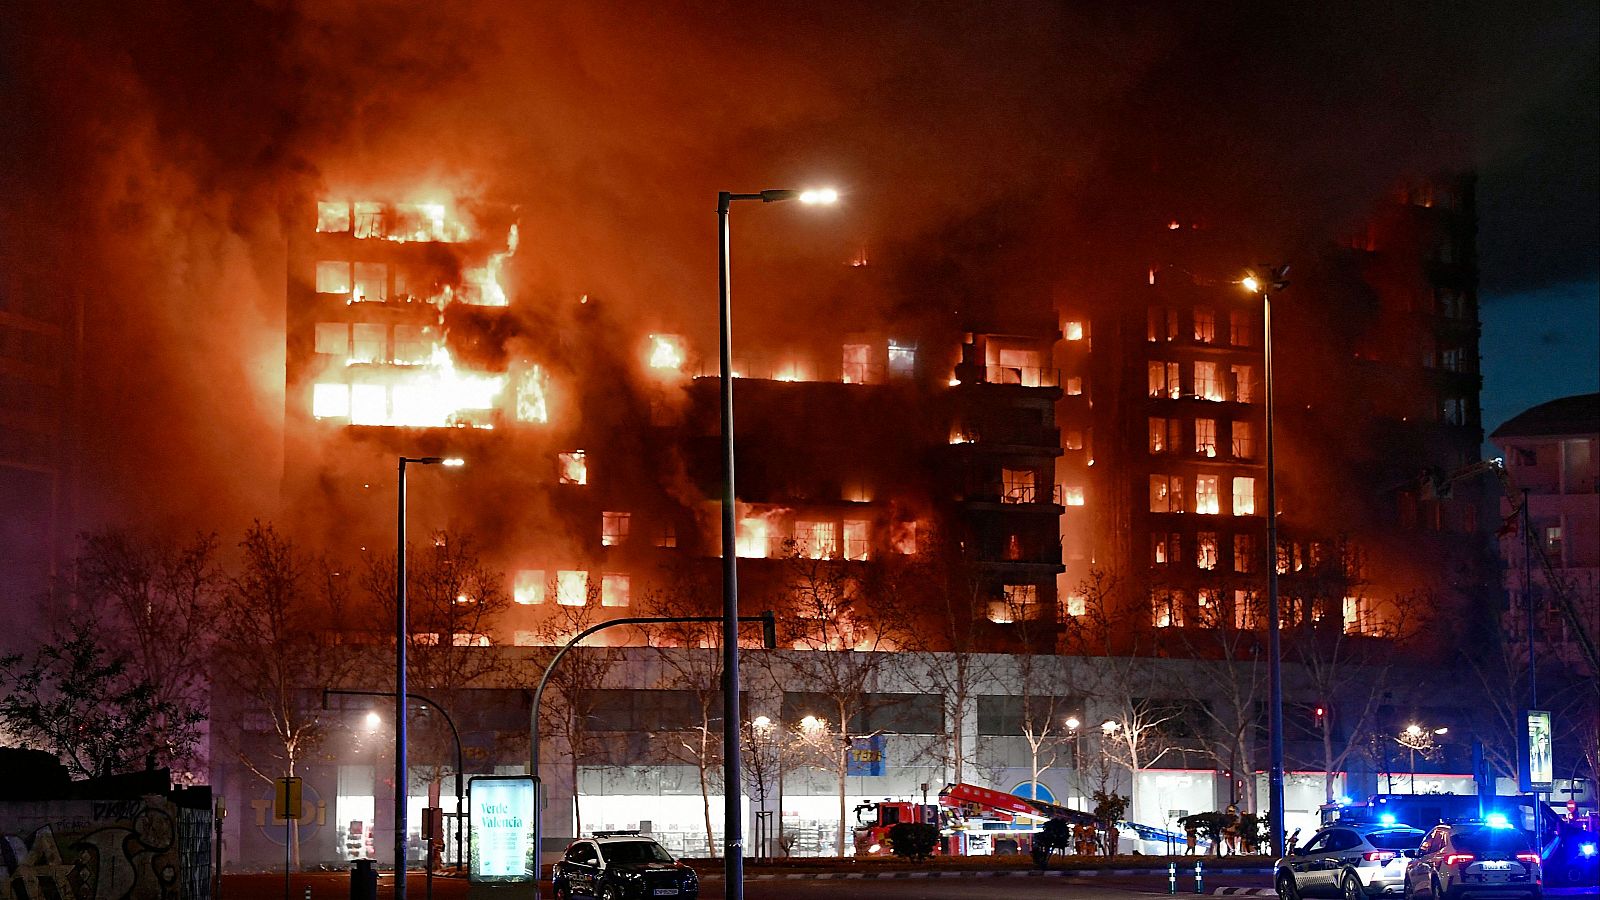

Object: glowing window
[656,523,677,549]
[1230,365,1255,403]
[350,384,388,425]
[1152,532,1173,566]
[1193,307,1216,343]
[351,324,386,363]
[1195,476,1221,514]
[1195,418,1217,457]
[1233,590,1258,629]
[1063,320,1085,341]
[1150,475,1184,513]
[1194,362,1223,401]
[1229,309,1252,347]
[1233,534,1256,573]
[601,574,630,607]
[843,520,869,561]
[1148,361,1180,398]
[317,201,351,233]
[514,570,546,605]
[1003,468,1037,503]
[316,261,352,295]
[558,451,587,485]
[1063,486,1085,506]
[353,263,387,302]
[451,633,490,647]
[1196,532,1218,570]
[352,202,384,239]
[393,325,428,364]
[1065,430,1084,451]
[842,344,872,384]
[1065,592,1087,617]
[1233,477,1257,515]
[1342,596,1363,634]
[1232,421,1255,459]
[893,521,919,555]
[1149,417,1178,454]
[1148,306,1178,342]
[314,323,350,355]
[1065,376,1084,395]
[888,341,916,380]
[312,383,350,418]
[1152,590,1183,628]
[513,630,539,647]
[556,570,588,606]
[797,521,837,559]
[601,512,630,547]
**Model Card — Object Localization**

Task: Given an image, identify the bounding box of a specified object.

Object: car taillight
[1444,853,1475,866]
[1516,853,1540,864]
[1364,851,1397,862]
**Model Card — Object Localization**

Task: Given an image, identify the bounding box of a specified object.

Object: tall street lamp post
[717,186,836,897]
[1241,267,1289,857]
[395,455,463,900]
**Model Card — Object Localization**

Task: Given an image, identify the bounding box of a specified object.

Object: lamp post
[1397,724,1448,794]
[395,455,463,900]
[1065,716,1082,800]
[717,186,836,898]
[1241,267,1289,856]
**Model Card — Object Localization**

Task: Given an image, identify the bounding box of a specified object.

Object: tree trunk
[571,756,583,835]
[698,731,716,858]
[837,748,848,857]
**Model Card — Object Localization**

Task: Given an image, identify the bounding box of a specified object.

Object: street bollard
[305,888,311,900]
[1168,862,1177,894]
[1194,860,1204,894]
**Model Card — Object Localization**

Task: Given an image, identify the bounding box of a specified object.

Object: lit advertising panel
[468,776,534,882]
[1521,709,1554,792]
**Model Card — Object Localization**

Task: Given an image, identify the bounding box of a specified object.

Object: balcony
[982,364,1059,388]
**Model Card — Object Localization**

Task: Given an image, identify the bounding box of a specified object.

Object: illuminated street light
[1065,716,1081,731]
[717,186,837,898]
[800,715,824,733]
[394,454,464,900]
[366,711,382,731]
[1239,265,1289,856]
[1101,720,1120,734]
[752,715,773,729]
[1434,727,1449,735]
[1406,723,1423,738]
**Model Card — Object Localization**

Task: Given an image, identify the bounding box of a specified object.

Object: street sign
[846,735,886,776]
[274,777,302,820]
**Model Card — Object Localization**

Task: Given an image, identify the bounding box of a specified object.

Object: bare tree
[530,589,626,836]
[776,548,908,856]
[71,528,224,776]
[216,521,360,868]
[1175,582,1267,812]
[641,564,725,856]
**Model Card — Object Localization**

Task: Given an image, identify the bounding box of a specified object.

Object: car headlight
[868,843,881,853]
[1580,843,1597,858]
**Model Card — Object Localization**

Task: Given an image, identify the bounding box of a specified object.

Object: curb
[706,867,1272,881]
[1212,889,1276,896]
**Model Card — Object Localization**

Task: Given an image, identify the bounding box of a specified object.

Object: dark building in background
[0,290,78,620]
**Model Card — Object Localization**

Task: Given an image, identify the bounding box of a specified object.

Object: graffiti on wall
[0,797,209,900]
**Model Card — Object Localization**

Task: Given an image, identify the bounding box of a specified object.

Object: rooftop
[1490,393,1600,440]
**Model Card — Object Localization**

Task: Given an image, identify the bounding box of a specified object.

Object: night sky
[1,0,1596,528]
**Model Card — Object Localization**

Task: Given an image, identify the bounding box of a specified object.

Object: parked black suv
[552,831,700,900]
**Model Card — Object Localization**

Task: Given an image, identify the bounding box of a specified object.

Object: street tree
[216,521,360,868]
[0,619,198,779]
[70,528,224,776]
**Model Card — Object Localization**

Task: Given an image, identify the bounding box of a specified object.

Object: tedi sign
[467,776,534,882]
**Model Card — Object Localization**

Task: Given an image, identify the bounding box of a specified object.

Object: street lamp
[395,455,463,900]
[1397,723,1448,794]
[1240,266,1289,856]
[717,186,837,898]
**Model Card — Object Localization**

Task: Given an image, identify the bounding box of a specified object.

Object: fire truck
[853,783,1098,857]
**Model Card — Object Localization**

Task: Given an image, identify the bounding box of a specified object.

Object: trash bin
[350,859,377,900]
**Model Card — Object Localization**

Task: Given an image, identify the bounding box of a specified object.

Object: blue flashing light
[1379,814,1397,825]
[1339,796,1353,805]
[1580,842,1596,858]
[1485,813,1511,829]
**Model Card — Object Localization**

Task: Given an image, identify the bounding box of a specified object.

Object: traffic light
[1314,705,1327,726]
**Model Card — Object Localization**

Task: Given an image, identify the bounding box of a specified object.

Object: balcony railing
[983,364,1060,388]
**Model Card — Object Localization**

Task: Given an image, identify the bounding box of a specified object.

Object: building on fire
[204,175,1591,871]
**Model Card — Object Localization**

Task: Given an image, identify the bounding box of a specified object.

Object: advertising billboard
[468,776,535,883]
[1520,709,1554,792]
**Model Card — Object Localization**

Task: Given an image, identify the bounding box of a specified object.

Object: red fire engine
[853,783,1098,857]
